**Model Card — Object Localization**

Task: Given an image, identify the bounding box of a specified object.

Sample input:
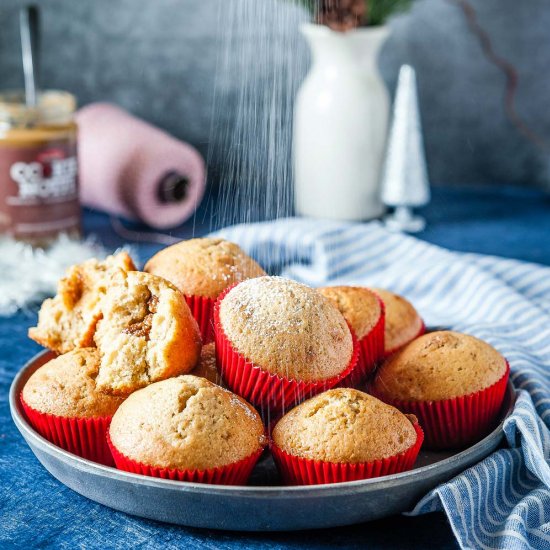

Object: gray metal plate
[10,350,516,531]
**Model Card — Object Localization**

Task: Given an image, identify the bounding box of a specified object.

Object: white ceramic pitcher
[294,23,389,221]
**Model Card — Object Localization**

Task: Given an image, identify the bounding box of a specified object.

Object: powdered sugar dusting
[219,276,353,381]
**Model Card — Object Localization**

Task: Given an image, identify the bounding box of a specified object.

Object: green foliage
[296,0,412,27]
[367,0,412,26]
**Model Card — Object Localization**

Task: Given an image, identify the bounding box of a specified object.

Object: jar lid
[0,90,76,129]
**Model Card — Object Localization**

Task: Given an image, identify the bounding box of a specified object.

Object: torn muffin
[94,270,201,396]
[28,252,136,354]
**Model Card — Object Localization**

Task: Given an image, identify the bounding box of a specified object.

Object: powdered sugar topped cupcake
[214,276,359,412]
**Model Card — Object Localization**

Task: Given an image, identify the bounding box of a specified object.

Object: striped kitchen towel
[213,218,550,550]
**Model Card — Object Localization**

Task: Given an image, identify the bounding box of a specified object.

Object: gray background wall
[2,0,550,191]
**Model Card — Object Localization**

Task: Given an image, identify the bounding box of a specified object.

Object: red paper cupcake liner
[370,362,510,450]
[384,319,426,358]
[107,432,263,485]
[184,294,215,343]
[213,287,360,414]
[271,421,424,485]
[338,296,385,388]
[21,395,114,466]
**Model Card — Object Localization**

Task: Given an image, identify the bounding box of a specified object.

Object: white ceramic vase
[293,23,390,221]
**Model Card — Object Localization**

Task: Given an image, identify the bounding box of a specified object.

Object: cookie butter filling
[122,294,159,339]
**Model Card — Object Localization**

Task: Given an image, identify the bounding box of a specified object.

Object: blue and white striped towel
[213,218,550,550]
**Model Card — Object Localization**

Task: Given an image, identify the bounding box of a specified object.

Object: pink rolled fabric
[76,103,206,229]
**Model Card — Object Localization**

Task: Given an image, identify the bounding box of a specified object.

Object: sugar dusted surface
[219,276,353,381]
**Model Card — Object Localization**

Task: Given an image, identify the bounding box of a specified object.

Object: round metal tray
[10,350,516,531]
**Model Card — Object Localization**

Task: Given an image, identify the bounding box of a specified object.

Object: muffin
[318,286,385,385]
[190,342,224,386]
[370,331,509,449]
[144,238,266,342]
[93,270,202,396]
[29,252,135,353]
[214,276,359,412]
[271,388,423,485]
[369,288,424,356]
[108,375,266,484]
[21,348,125,464]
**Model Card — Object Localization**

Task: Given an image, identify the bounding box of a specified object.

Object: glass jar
[0,90,81,245]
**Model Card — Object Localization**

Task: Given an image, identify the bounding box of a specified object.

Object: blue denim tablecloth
[1,184,549,550]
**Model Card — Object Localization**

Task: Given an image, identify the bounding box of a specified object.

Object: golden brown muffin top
[94,270,202,397]
[190,342,223,386]
[144,238,266,299]
[109,375,266,470]
[219,277,353,382]
[371,331,507,402]
[22,348,124,418]
[318,286,382,340]
[272,388,417,463]
[370,288,423,352]
[28,252,136,354]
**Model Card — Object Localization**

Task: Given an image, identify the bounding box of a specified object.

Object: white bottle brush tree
[380,64,430,233]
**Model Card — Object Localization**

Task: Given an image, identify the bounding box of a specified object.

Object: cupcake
[370,331,509,449]
[29,252,135,353]
[93,270,202,396]
[369,288,424,356]
[214,276,359,413]
[271,388,423,485]
[21,348,124,465]
[108,375,266,484]
[144,238,266,342]
[190,342,224,386]
[318,286,384,385]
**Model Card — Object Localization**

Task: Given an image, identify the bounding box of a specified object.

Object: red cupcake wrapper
[370,362,510,450]
[184,294,216,343]
[107,432,263,485]
[338,296,385,388]
[21,395,114,466]
[214,286,360,414]
[271,421,424,485]
[384,319,426,358]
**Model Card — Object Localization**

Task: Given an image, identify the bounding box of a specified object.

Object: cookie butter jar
[0,90,81,244]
